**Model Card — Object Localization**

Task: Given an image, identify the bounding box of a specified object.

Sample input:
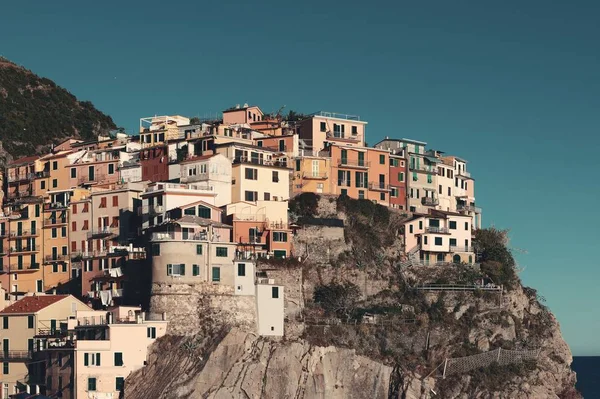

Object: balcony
[312,111,361,121]
[9,263,40,272]
[88,288,124,299]
[337,159,370,169]
[43,217,67,226]
[151,232,209,242]
[77,173,107,185]
[7,173,35,183]
[44,254,69,263]
[457,170,471,178]
[43,202,68,211]
[233,156,288,168]
[0,230,7,238]
[140,205,164,216]
[409,165,438,174]
[79,247,146,259]
[457,204,482,214]
[87,228,118,239]
[9,246,40,254]
[9,229,38,238]
[0,350,33,361]
[450,246,475,253]
[7,188,33,199]
[302,172,328,180]
[421,197,439,206]
[326,132,360,142]
[337,180,351,187]
[368,182,391,191]
[238,236,264,245]
[425,226,449,234]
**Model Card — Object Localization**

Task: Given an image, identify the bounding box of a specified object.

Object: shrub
[313,282,361,319]
[289,192,320,219]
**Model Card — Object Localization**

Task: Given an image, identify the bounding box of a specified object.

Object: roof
[179,154,217,164]
[177,199,223,212]
[429,209,470,218]
[374,137,427,146]
[223,105,262,113]
[164,215,232,229]
[0,295,69,315]
[8,155,39,166]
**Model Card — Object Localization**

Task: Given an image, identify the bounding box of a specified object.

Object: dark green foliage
[474,228,519,289]
[336,194,390,224]
[313,282,361,319]
[285,110,309,121]
[0,58,116,157]
[289,192,320,218]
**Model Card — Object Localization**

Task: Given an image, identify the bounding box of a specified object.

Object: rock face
[125,329,392,399]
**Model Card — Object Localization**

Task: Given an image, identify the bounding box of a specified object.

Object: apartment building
[225,200,292,259]
[254,134,300,158]
[292,155,332,195]
[139,115,190,148]
[222,104,264,125]
[37,150,76,194]
[5,156,41,200]
[0,217,9,291]
[404,209,475,265]
[0,294,91,397]
[69,148,121,187]
[296,111,367,151]
[140,182,218,229]
[179,153,232,206]
[442,155,482,229]
[148,215,236,286]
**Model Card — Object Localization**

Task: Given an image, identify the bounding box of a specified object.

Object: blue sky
[1,1,599,354]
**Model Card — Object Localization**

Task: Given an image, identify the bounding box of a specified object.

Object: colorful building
[296,111,367,151]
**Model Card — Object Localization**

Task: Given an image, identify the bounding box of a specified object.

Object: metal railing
[9,246,40,253]
[44,254,69,262]
[302,172,328,179]
[87,228,118,239]
[43,202,68,211]
[43,217,67,226]
[238,236,263,245]
[233,157,288,168]
[337,159,370,168]
[151,232,209,241]
[0,350,33,360]
[425,226,449,234]
[311,111,361,121]
[368,182,391,191]
[409,164,438,174]
[449,246,475,253]
[9,263,40,271]
[422,197,439,206]
[9,229,38,237]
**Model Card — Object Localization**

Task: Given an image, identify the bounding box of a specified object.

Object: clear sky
[1,1,599,355]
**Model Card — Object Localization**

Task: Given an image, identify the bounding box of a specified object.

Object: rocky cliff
[125,194,580,399]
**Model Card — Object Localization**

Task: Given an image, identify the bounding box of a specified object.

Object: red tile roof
[0,295,69,315]
[8,155,39,166]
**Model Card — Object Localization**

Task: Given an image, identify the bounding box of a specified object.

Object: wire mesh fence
[443,348,541,378]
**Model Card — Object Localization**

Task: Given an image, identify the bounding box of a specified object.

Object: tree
[313,282,361,319]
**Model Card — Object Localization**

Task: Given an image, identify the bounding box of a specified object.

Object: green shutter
[115,352,123,366]
[167,264,172,275]
[196,245,202,255]
[84,353,89,366]
[147,327,151,338]
[116,377,125,391]
[96,353,100,366]
[180,264,185,276]
[193,264,199,276]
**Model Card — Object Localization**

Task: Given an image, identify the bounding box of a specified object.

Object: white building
[179,153,232,206]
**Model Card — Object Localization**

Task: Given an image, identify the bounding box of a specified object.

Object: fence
[442,348,541,378]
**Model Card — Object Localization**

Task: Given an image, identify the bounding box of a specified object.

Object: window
[28,315,34,329]
[450,238,457,247]
[409,225,413,234]
[53,161,58,170]
[112,196,119,207]
[216,247,228,257]
[237,263,246,276]
[419,221,423,230]
[295,159,301,172]
[320,122,327,132]
[192,264,200,276]
[41,180,46,190]
[196,245,203,255]
[2,362,8,375]
[272,171,279,182]
[84,353,101,366]
[88,377,97,391]
[438,185,442,194]
[147,327,156,338]
[352,126,358,135]
[72,221,77,232]
[435,237,443,246]
[274,250,287,259]
[116,377,125,391]
[358,190,365,199]
[83,220,89,230]
[244,168,258,180]
[465,222,469,230]
[108,164,115,175]
[391,188,398,197]
[212,267,221,282]
[448,187,451,196]
[379,193,385,201]
[71,168,76,178]
[244,191,258,201]
[167,264,185,276]
[424,236,428,245]
[398,172,404,182]
[427,174,432,184]
[198,206,211,219]
[449,221,457,230]
[412,172,418,182]
[264,192,271,201]
[272,287,279,298]
[61,227,67,237]
[273,232,288,242]
[379,154,385,164]
[52,179,58,188]
[184,207,196,216]
[2,317,7,329]
[340,189,347,196]
[152,244,160,256]
[114,352,123,366]
[100,197,107,208]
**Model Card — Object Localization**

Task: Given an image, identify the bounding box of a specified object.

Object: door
[30,221,36,235]
[50,320,57,334]
[52,247,58,261]
[36,280,43,293]
[341,149,348,165]
[312,160,319,178]
[424,253,429,265]
[88,166,95,181]
[453,254,461,264]
[278,140,285,152]
[358,152,365,167]
[379,174,385,189]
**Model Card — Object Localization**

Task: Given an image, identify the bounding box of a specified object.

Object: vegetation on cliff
[0,57,116,158]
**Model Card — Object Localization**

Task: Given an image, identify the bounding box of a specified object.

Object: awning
[425,156,441,163]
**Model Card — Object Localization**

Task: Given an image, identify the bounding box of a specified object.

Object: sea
[572,356,600,398]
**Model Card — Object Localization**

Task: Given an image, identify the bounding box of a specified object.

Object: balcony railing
[7,172,36,183]
[337,180,351,187]
[0,350,33,361]
[311,111,361,121]
[88,289,124,299]
[151,232,209,242]
[9,263,40,271]
[43,202,68,211]
[457,204,482,213]
[44,254,69,263]
[409,165,438,174]
[9,246,40,254]
[43,217,67,226]
[140,205,164,216]
[302,172,328,180]
[457,170,471,178]
[368,182,391,191]
[9,229,38,238]
[238,236,263,245]
[233,157,288,168]
[425,226,449,234]
[449,246,475,253]
[77,173,107,185]
[87,228,118,239]
[337,159,370,168]
[421,197,439,206]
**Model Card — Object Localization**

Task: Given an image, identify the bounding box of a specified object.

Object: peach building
[0,294,91,397]
[254,134,300,158]
[139,115,190,148]
[39,306,167,399]
[296,111,367,151]
[292,155,332,195]
[225,200,292,259]
[403,209,475,265]
[222,104,264,125]
[69,147,121,187]
[5,156,41,200]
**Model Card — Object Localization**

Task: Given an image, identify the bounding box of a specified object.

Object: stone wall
[150,283,256,336]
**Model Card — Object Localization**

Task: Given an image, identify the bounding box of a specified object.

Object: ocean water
[572,356,600,398]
